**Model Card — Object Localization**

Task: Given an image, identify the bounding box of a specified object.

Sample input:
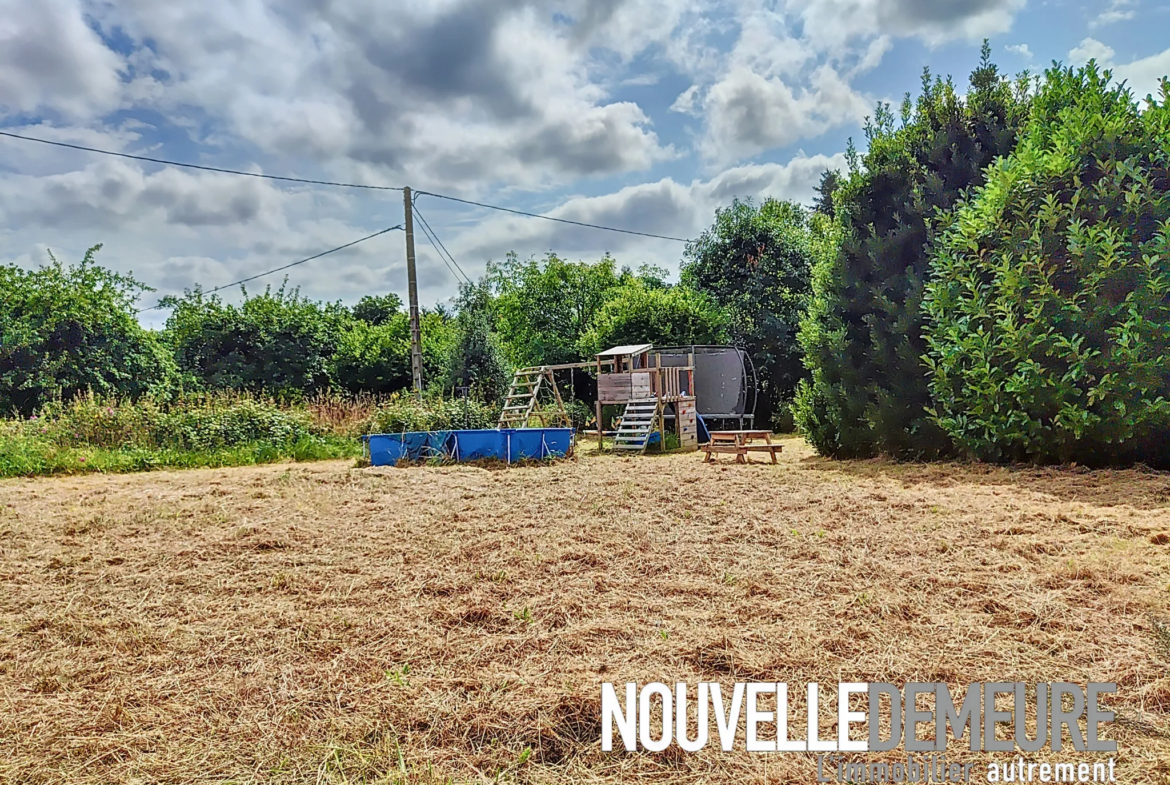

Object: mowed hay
[1,438,1169,784]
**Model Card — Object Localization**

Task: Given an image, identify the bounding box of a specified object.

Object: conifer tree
[795,42,1031,458]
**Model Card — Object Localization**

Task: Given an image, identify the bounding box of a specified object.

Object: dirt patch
[1,439,1169,783]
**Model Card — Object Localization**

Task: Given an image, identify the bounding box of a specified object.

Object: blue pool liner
[364,428,573,466]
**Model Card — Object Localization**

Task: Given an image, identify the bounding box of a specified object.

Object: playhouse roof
[597,343,652,357]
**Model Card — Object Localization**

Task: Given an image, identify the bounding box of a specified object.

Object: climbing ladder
[498,367,571,429]
[612,398,661,452]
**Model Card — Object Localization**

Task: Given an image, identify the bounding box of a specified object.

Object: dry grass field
[2,437,1169,784]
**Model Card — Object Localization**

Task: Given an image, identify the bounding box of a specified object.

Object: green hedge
[923,65,1170,466]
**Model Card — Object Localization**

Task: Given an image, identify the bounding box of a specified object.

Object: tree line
[1,210,823,427]
[3,46,1169,467]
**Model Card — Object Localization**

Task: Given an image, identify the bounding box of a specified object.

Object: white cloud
[665,0,1026,166]
[783,0,1025,51]
[1064,37,1169,101]
[75,0,681,191]
[1114,46,1170,100]
[0,0,127,119]
[1069,37,1116,66]
[853,36,894,76]
[670,85,703,116]
[1091,0,1136,28]
[1006,43,1033,59]
[0,0,1039,315]
[699,65,869,163]
[0,158,290,233]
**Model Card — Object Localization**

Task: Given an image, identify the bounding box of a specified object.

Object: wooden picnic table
[702,430,783,464]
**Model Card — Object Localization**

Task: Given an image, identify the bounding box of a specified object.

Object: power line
[414,189,691,243]
[414,211,468,286]
[413,201,471,284]
[2,127,693,243]
[135,224,403,313]
[0,129,404,192]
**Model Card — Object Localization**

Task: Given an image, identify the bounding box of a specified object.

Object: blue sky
[1,0,1167,326]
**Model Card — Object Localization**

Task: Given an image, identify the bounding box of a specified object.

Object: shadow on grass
[799,452,1170,510]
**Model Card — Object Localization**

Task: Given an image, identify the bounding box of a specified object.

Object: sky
[1,0,1168,326]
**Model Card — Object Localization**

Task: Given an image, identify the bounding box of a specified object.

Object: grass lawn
[1,436,1168,783]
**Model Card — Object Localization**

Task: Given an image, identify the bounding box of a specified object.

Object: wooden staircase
[612,398,660,452]
[498,367,570,429]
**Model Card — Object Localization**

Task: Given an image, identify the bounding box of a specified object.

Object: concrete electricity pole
[403,186,424,398]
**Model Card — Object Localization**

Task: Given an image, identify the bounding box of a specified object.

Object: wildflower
[79,457,87,463]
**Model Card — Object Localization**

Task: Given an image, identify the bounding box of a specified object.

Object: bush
[440,282,510,403]
[0,245,177,416]
[794,45,1030,458]
[333,308,457,396]
[27,393,323,451]
[923,66,1170,466]
[332,318,413,394]
[364,392,500,434]
[486,251,655,368]
[162,281,349,397]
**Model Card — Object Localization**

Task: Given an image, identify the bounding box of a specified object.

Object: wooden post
[596,355,603,452]
[403,186,423,399]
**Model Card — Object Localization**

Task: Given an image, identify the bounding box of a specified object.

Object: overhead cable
[414,189,691,243]
[413,202,472,284]
[0,129,405,192]
[135,224,404,313]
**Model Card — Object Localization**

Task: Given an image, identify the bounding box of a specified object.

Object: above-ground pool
[364,428,574,466]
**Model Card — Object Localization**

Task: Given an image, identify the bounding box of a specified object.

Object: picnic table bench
[701,430,782,464]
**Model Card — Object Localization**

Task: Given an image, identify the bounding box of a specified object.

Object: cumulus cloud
[1113,46,1170,100]
[81,0,677,190]
[784,0,1025,50]
[449,151,848,275]
[700,66,869,163]
[1069,37,1116,65]
[1006,43,1033,59]
[0,0,126,119]
[0,158,290,232]
[670,85,703,116]
[1065,37,1169,103]
[670,0,1026,166]
[0,0,1035,315]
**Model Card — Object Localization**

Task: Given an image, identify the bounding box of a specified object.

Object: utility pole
[403,186,424,399]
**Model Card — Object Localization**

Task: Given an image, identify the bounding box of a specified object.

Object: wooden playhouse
[594,344,698,453]
[494,344,702,455]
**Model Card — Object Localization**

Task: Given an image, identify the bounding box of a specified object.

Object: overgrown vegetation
[796,54,1170,467]
[0,245,177,416]
[0,394,359,478]
[362,392,500,434]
